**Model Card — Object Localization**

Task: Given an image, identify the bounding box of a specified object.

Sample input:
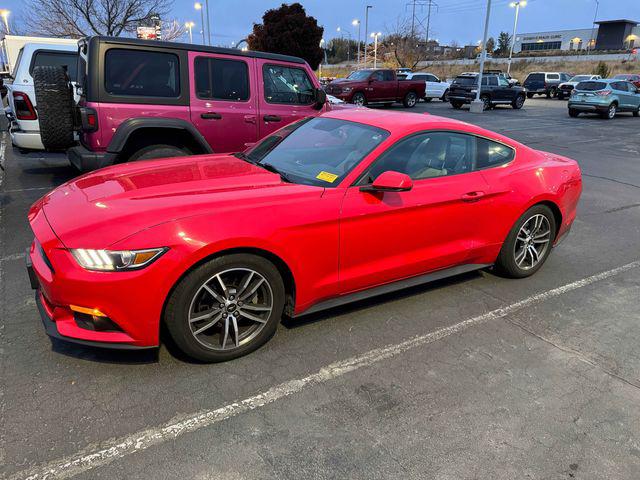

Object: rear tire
[403,91,418,108]
[32,66,76,150]
[600,103,616,120]
[128,144,191,162]
[526,92,534,99]
[164,254,285,362]
[495,204,557,279]
[568,108,580,118]
[481,95,491,111]
[450,100,463,109]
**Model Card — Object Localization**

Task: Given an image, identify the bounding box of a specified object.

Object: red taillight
[12,91,37,120]
[596,90,612,96]
[80,107,98,132]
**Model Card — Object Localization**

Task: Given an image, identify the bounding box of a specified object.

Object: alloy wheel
[608,104,616,119]
[188,268,273,351]
[352,93,366,106]
[406,93,417,107]
[513,214,551,270]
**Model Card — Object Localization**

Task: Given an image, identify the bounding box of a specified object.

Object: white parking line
[9,260,640,480]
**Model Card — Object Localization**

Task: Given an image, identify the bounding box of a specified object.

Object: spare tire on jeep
[33,66,76,150]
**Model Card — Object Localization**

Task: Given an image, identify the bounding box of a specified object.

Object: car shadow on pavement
[48,337,159,364]
[283,269,486,329]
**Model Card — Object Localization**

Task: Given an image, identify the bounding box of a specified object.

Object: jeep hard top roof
[81,36,307,65]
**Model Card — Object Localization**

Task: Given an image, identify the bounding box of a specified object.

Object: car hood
[36,154,318,248]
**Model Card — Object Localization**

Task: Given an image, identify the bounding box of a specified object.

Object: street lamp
[0,9,10,35]
[194,3,205,44]
[471,0,493,113]
[352,19,361,67]
[370,32,381,68]
[507,0,526,75]
[363,5,372,66]
[587,0,599,54]
[185,21,195,44]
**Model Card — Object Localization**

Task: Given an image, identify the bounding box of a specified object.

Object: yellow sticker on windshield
[316,171,339,183]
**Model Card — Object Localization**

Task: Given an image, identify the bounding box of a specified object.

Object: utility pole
[411,0,417,38]
[471,0,492,113]
[425,0,434,43]
[586,0,599,55]
[364,5,372,66]
[353,19,361,67]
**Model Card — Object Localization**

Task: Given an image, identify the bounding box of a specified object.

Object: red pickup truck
[325,69,426,108]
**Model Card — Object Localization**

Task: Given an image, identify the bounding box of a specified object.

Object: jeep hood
[35,154,321,248]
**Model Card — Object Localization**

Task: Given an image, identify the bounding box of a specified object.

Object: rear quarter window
[476,137,515,170]
[105,49,180,98]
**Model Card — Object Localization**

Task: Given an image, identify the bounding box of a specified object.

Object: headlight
[342,87,352,93]
[70,248,167,271]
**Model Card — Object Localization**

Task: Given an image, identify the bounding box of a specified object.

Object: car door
[257,60,320,139]
[495,75,512,101]
[338,131,491,294]
[611,81,631,110]
[425,74,444,98]
[189,52,258,153]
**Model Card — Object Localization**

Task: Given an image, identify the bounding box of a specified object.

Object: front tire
[512,94,525,109]
[403,91,418,108]
[351,92,366,106]
[450,100,463,109]
[495,205,557,279]
[164,254,285,362]
[526,92,534,99]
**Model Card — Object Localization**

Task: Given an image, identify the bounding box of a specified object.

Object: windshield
[575,81,607,91]
[570,75,592,82]
[243,117,389,187]
[346,70,372,81]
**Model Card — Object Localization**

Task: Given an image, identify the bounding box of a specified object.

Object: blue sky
[5,0,640,46]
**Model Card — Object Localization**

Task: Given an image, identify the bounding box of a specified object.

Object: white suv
[5,43,78,151]
[404,72,450,102]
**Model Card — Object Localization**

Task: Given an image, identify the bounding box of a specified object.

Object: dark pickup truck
[325,69,426,108]
[449,73,526,111]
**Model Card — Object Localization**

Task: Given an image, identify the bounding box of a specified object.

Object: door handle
[201,112,222,120]
[263,115,281,122]
[461,191,486,202]
[244,115,256,124]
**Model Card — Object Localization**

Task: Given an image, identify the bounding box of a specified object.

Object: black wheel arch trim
[106,117,214,154]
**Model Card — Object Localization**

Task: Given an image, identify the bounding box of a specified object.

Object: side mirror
[313,88,327,110]
[360,171,413,193]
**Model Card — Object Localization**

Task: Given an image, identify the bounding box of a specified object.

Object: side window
[412,74,426,81]
[105,49,180,97]
[383,70,395,81]
[476,137,515,170]
[262,64,314,105]
[498,76,509,87]
[488,76,498,86]
[425,74,437,82]
[481,76,488,86]
[371,70,384,81]
[614,82,628,92]
[194,57,249,101]
[363,132,474,183]
[547,74,560,80]
[30,51,79,81]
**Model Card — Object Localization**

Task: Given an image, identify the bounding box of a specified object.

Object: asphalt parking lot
[1,97,640,479]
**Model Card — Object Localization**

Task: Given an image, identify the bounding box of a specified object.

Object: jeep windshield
[240,117,389,188]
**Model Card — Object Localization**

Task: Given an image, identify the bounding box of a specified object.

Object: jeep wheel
[128,144,191,162]
[512,94,525,109]
[403,91,418,108]
[351,92,366,106]
[32,66,75,150]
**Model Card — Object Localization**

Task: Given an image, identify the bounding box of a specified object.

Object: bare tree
[161,19,186,42]
[383,18,428,70]
[25,0,172,38]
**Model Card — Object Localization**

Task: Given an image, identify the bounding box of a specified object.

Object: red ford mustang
[27,110,582,362]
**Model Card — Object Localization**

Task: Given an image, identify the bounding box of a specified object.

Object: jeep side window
[105,49,180,98]
[195,57,249,101]
[262,64,314,105]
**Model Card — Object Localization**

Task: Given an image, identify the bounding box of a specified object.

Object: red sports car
[27,110,582,362]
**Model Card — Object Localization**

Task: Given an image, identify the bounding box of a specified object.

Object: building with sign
[513,20,639,53]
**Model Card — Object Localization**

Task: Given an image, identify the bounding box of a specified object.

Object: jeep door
[189,51,258,153]
[257,59,322,139]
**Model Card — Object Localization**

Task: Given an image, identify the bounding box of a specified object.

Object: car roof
[322,109,470,133]
[86,36,306,65]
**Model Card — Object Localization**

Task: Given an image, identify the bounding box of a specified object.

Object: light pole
[194,3,205,44]
[0,10,10,34]
[185,21,195,44]
[507,1,526,75]
[587,0,599,54]
[352,19,361,67]
[370,32,381,68]
[205,0,211,45]
[363,5,372,66]
[471,0,492,113]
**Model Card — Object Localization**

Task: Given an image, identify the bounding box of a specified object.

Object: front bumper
[68,144,117,172]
